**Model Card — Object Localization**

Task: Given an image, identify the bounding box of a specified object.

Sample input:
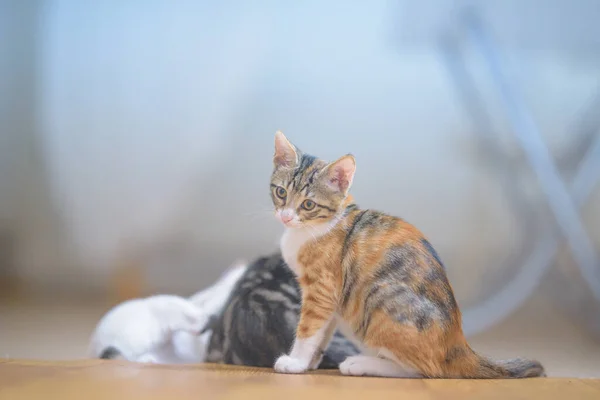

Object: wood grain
[0,360,598,400]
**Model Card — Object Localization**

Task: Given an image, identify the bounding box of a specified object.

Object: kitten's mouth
[277,212,298,227]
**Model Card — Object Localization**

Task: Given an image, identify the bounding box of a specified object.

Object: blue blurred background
[1,0,599,376]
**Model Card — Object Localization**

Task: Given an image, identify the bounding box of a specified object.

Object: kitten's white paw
[339,356,369,376]
[274,355,309,374]
[136,354,159,364]
[339,355,418,378]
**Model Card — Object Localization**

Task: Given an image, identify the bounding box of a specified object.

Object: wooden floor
[0,360,599,400]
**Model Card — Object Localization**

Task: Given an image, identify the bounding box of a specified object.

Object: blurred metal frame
[439,6,600,336]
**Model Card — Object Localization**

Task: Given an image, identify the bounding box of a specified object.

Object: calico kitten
[205,251,359,368]
[269,131,545,378]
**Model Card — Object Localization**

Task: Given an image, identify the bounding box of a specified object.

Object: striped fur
[205,252,358,368]
[269,131,545,379]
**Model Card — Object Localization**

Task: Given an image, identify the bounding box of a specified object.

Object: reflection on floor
[1,293,599,378]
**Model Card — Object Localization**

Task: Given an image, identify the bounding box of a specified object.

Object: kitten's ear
[274,131,298,168]
[324,154,356,194]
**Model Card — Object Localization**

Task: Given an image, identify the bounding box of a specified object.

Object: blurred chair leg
[459,134,600,336]
[461,8,600,301]
[437,6,600,335]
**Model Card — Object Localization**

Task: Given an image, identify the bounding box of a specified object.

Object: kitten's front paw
[274,355,309,374]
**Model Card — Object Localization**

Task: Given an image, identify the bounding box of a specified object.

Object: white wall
[0,1,35,224]
[0,0,62,280]
[6,0,600,319]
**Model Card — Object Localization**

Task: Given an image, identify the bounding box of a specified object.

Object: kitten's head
[270,131,356,228]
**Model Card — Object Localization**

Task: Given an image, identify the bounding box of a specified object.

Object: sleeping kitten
[269,131,545,378]
[205,252,359,368]
[90,262,247,363]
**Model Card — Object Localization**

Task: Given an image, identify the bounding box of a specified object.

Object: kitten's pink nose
[279,209,294,224]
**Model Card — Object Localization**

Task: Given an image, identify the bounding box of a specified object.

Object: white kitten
[89,261,247,363]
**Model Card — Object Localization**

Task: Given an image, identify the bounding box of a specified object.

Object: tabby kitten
[205,251,358,368]
[269,131,545,378]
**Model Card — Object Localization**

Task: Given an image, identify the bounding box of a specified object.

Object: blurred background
[1,0,599,377]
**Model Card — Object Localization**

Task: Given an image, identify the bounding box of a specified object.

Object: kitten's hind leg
[339,355,420,378]
[167,300,210,334]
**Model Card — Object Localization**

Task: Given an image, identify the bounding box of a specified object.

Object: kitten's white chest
[280,219,340,276]
[280,228,312,276]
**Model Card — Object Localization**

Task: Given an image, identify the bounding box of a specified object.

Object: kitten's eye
[301,199,316,211]
[275,186,287,199]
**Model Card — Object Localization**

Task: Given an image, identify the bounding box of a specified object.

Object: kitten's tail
[473,353,546,378]
[447,346,545,378]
